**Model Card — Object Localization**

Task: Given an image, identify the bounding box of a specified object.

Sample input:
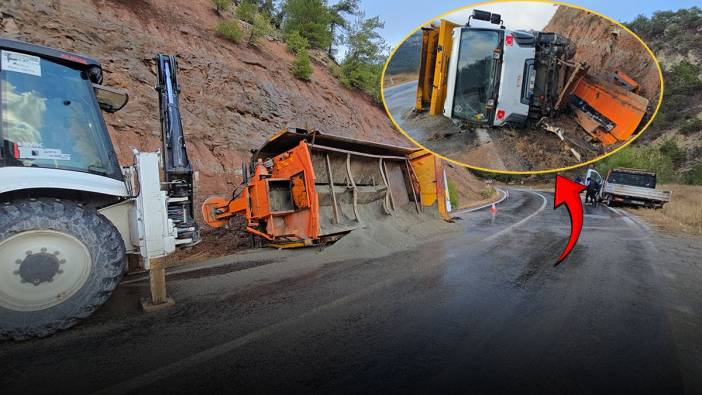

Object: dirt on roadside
[400,110,604,171]
[623,184,702,235]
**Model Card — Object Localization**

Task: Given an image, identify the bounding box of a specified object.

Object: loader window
[452,29,500,122]
[0,51,119,179]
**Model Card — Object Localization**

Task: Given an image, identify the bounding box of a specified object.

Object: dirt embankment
[0,0,407,199]
[544,6,660,105]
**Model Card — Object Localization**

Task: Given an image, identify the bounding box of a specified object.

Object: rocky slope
[544,6,661,105]
[0,0,407,197]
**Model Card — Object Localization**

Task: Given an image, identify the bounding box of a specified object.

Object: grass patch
[631,184,702,234]
[216,20,243,44]
[480,187,496,199]
[447,179,459,208]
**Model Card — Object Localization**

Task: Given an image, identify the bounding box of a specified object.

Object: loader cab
[0,38,127,184]
[444,23,536,127]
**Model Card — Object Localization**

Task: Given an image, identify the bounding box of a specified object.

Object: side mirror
[490,13,502,25]
[472,10,492,21]
[93,83,129,113]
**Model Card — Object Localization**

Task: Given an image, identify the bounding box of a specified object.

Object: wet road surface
[2,189,701,394]
[384,80,417,118]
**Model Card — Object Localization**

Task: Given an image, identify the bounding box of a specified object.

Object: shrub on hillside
[236,0,257,24]
[212,0,231,14]
[292,48,313,81]
[659,139,687,168]
[248,13,271,46]
[680,117,702,135]
[285,31,309,54]
[480,187,496,200]
[685,164,702,185]
[216,20,242,44]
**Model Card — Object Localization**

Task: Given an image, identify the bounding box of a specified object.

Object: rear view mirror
[93,83,129,113]
[490,13,502,25]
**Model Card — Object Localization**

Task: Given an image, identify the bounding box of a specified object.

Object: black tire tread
[0,198,125,341]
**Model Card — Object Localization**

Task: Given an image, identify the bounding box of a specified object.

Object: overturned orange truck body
[202,128,449,247]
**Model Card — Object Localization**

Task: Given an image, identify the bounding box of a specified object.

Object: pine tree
[340,14,387,101]
[282,0,332,50]
[328,0,359,58]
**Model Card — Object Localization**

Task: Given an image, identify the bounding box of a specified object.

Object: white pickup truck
[584,168,672,208]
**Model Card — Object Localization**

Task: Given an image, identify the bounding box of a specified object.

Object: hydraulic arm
[155,54,200,246]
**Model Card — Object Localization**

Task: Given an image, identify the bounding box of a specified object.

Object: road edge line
[483,190,548,242]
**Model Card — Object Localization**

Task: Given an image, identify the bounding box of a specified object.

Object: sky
[354,0,702,50]
[440,3,558,30]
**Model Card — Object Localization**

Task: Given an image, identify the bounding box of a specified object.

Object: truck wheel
[0,199,125,340]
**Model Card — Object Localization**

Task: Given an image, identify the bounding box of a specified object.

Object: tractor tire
[0,198,125,340]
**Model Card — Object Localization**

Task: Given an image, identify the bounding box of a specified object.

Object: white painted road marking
[483,190,548,242]
[453,187,508,214]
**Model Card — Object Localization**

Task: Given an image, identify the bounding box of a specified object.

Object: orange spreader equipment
[202,128,450,247]
[568,70,649,146]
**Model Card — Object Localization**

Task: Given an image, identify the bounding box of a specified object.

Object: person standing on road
[585,177,597,204]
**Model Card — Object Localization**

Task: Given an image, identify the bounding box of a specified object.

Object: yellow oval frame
[380,0,665,175]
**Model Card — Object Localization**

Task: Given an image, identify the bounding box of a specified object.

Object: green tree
[595,145,675,183]
[292,48,313,80]
[212,0,231,14]
[328,0,359,58]
[340,14,387,102]
[259,0,276,17]
[237,0,258,23]
[216,20,243,43]
[283,0,332,49]
[285,30,309,54]
[248,13,271,46]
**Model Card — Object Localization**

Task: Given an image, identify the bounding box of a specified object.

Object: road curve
[0,189,699,394]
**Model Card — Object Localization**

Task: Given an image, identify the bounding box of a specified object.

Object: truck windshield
[0,51,118,178]
[608,172,656,188]
[452,29,500,122]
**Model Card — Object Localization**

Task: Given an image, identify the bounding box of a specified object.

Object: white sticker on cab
[1,50,42,77]
[18,143,71,161]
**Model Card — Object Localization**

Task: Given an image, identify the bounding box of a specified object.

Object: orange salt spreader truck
[202,128,451,247]
[415,10,650,146]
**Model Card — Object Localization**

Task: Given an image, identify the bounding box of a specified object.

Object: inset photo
[382,1,663,173]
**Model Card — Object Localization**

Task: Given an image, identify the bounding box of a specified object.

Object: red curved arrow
[554,175,587,264]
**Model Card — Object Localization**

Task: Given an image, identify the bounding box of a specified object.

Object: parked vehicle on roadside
[584,168,671,208]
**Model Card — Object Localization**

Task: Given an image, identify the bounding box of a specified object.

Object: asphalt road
[384,80,418,116]
[2,189,701,394]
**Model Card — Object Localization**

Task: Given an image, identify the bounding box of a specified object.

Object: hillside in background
[544,6,661,105]
[0,0,407,199]
[597,7,702,185]
[386,30,422,75]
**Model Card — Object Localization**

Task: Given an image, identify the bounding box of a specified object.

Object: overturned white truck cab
[442,10,575,127]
